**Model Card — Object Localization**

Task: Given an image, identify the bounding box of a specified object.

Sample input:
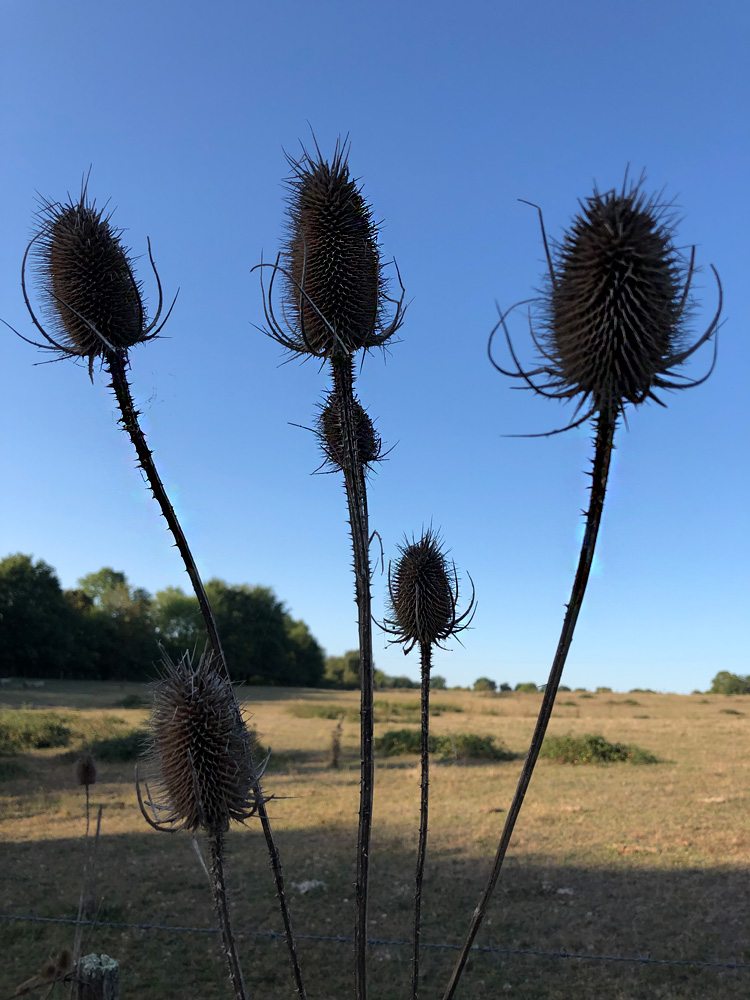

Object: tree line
[0,553,325,685]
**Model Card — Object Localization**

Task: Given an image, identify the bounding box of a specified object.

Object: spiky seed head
[277,140,396,358]
[31,191,147,359]
[318,390,381,470]
[142,651,257,835]
[387,530,461,650]
[75,752,97,787]
[547,184,685,414]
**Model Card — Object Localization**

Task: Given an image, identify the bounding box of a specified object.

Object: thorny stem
[106,350,307,999]
[330,355,374,1000]
[210,832,248,1000]
[442,410,616,1000]
[412,642,432,1000]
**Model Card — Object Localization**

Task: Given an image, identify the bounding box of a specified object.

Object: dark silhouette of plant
[382,529,474,1000]
[443,176,722,999]
[137,650,260,1000]
[257,136,405,1000]
[11,180,306,999]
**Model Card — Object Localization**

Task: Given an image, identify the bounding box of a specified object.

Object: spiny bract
[141,651,258,835]
[32,193,147,359]
[385,530,474,653]
[318,390,381,471]
[261,139,404,359]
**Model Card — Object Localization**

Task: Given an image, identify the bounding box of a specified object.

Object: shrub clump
[375,728,514,762]
[89,729,146,762]
[540,732,659,765]
[0,710,72,754]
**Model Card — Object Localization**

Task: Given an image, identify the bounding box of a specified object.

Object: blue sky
[1,0,747,693]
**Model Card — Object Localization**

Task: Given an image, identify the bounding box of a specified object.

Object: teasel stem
[329,354,374,1000]
[442,409,616,1000]
[412,641,432,1000]
[209,831,248,1000]
[107,348,307,999]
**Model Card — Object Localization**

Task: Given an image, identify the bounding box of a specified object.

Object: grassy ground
[1,681,749,999]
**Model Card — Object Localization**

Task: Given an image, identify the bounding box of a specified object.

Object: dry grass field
[1,680,749,999]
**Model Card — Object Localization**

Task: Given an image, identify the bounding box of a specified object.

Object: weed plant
[6,148,722,1000]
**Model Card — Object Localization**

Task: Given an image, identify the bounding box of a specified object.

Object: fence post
[75,954,120,1000]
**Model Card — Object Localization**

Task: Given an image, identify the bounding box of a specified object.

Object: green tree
[514,682,539,693]
[430,675,447,690]
[0,554,74,677]
[709,671,750,695]
[473,677,496,692]
[152,586,205,658]
[324,649,361,688]
[284,617,325,687]
[77,567,157,679]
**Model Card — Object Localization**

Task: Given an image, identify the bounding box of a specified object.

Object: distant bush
[595,686,612,693]
[430,675,447,690]
[374,728,514,762]
[540,733,659,765]
[289,703,355,721]
[89,729,146,762]
[709,671,750,696]
[498,682,511,692]
[629,688,656,694]
[720,708,744,716]
[118,694,147,709]
[579,693,594,699]
[558,685,571,692]
[0,710,72,754]
[514,682,538,693]
[473,677,496,692]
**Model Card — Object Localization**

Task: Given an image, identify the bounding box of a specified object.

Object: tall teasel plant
[11,182,306,1000]
[257,137,406,1000]
[442,178,722,999]
[382,529,474,1000]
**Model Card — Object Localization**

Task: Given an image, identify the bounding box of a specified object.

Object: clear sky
[1,0,748,693]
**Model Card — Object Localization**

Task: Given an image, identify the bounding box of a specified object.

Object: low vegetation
[375,728,514,761]
[540,732,660,765]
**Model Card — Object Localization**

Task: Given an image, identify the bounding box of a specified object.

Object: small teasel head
[14,177,175,374]
[317,390,382,472]
[258,137,405,360]
[137,650,259,835]
[75,752,97,788]
[383,528,475,654]
[491,176,721,433]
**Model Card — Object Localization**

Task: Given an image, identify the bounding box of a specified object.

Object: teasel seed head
[383,529,475,654]
[137,650,258,835]
[75,752,97,788]
[317,390,382,472]
[258,137,405,360]
[15,178,175,375]
[490,177,721,434]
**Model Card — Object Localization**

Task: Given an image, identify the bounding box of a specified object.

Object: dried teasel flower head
[75,752,97,788]
[491,176,722,434]
[258,137,405,360]
[137,650,259,836]
[383,529,475,654]
[317,390,382,472]
[13,177,175,377]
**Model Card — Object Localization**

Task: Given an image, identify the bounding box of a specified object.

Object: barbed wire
[2,913,748,971]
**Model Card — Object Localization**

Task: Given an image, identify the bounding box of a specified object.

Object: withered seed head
[31,192,146,358]
[139,651,257,835]
[318,390,381,471]
[548,185,683,413]
[76,752,97,788]
[384,529,475,654]
[260,138,405,359]
[491,178,721,433]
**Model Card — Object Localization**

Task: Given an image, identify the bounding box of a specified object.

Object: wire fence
[2,913,749,972]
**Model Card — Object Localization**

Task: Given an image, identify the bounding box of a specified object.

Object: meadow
[1,681,748,999]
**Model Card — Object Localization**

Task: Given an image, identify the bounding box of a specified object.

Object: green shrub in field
[374,728,514,762]
[540,732,659,765]
[0,710,72,753]
[288,703,357,722]
[709,671,750,695]
[514,682,538,693]
[117,694,147,709]
[89,729,146,762]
